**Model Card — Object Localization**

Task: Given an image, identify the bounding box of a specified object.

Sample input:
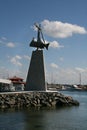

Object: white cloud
[49,40,64,48]
[0,37,16,48]
[46,66,87,84]
[50,63,58,69]
[9,55,30,67]
[1,37,7,40]
[23,55,30,60]
[7,42,15,48]
[75,67,86,73]
[15,55,22,60]
[10,55,22,66]
[41,20,87,38]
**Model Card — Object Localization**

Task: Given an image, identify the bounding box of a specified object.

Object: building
[0,78,14,92]
[9,76,25,91]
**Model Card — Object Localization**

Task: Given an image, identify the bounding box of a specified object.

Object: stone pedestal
[25,50,46,91]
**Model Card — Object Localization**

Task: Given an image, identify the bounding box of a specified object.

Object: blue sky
[0,0,87,84]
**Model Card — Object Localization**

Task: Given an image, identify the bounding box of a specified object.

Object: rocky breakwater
[0,92,79,109]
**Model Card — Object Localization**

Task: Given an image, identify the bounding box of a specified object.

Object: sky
[0,0,87,84]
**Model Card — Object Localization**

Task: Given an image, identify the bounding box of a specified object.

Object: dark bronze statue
[30,23,49,50]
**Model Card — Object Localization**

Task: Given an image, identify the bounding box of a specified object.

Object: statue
[30,23,49,50]
[25,23,49,91]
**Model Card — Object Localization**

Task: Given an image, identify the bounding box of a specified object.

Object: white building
[0,78,15,92]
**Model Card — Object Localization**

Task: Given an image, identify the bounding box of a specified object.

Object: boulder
[0,92,79,109]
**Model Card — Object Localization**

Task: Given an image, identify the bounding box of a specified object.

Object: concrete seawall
[0,91,79,109]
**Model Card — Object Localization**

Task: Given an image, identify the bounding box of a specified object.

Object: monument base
[25,50,46,91]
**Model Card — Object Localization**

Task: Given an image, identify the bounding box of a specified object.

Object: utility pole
[79,73,81,85]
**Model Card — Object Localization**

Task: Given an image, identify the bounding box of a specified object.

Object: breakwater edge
[0,91,79,109]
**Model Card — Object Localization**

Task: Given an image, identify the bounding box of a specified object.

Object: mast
[79,73,81,85]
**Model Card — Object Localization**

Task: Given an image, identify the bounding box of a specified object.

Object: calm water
[0,91,87,130]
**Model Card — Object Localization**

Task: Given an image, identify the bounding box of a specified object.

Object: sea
[0,91,87,130]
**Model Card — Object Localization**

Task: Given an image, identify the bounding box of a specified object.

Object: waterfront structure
[25,23,49,91]
[26,49,46,91]
[9,76,25,91]
[0,78,14,92]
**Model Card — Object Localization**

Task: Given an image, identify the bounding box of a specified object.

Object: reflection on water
[24,108,46,130]
[23,107,75,130]
[0,91,87,130]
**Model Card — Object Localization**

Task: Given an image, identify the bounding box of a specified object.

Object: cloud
[7,42,15,48]
[49,40,64,48]
[46,66,87,84]
[41,20,87,38]
[50,63,58,69]
[15,55,22,60]
[23,55,30,60]
[10,55,22,66]
[75,67,86,73]
[1,37,7,40]
[0,37,7,43]
[9,55,30,67]
[0,37,16,48]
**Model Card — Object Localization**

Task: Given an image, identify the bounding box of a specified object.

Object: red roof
[9,76,26,85]
[9,76,23,80]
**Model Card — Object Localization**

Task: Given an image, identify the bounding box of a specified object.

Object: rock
[0,92,79,109]
[51,101,56,107]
